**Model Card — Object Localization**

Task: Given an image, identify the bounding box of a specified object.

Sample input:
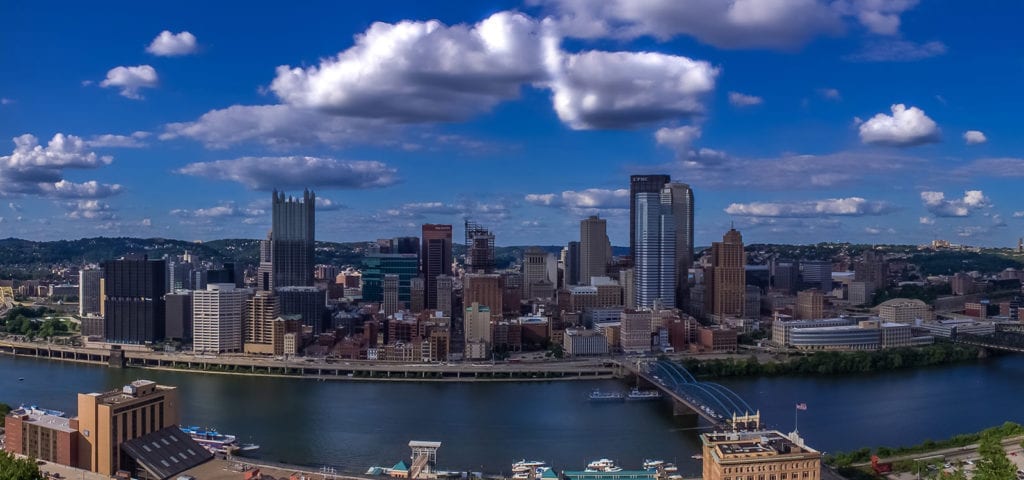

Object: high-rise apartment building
[711,228,746,319]
[580,216,610,285]
[102,256,166,344]
[192,283,249,353]
[244,290,278,353]
[422,224,453,309]
[663,183,694,304]
[465,220,496,274]
[271,189,316,288]
[634,191,676,309]
[464,273,503,318]
[79,268,103,317]
[629,174,671,260]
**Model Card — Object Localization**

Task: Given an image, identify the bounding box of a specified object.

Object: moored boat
[627,388,662,401]
[588,389,624,402]
[180,426,260,456]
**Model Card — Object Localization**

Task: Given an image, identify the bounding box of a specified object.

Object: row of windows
[723,461,818,474]
[723,471,815,480]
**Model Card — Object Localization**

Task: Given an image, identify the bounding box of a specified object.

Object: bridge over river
[621,359,760,427]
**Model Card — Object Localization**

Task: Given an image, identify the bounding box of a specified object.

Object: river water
[2,354,1024,475]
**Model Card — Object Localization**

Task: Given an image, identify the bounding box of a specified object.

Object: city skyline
[3,1,1024,246]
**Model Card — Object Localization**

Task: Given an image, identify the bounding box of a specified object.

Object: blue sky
[2,0,1023,247]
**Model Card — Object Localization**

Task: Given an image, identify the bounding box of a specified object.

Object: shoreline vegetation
[680,343,982,379]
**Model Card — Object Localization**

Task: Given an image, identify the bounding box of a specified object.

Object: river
[2,354,1024,475]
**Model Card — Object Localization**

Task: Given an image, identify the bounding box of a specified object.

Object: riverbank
[682,343,982,379]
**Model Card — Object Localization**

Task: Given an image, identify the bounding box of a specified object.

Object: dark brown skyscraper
[271,189,316,288]
[422,224,453,309]
[630,174,671,261]
[464,220,495,273]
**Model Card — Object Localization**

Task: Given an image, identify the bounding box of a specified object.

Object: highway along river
[3,354,1024,474]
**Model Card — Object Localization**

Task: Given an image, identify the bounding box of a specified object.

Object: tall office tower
[630,174,671,261]
[464,220,496,273]
[383,274,400,316]
[192,283,249,353]
[464,302,492,359]
[580,216,610,285]
[855,250,887,291]
[277,286,327,333]
[563,241,580,287]
[271,189,316,288]
[464,273,503,318]
[103,256,166,344]
[410,277,425,313]
[436,275,453,315]
[633,191,676,309]
[244,290,278,353]
[165,291,193,341]
[620,267,636,309]
[166,258,179,294]
[421,224,453,309]
[801,260,833,292]
[523,247,550,299]
[258,231,273,291]
[501,271,524,313]
[773,259,800,294]
[796,289,825,320]
[79,268,103,316]
[393,236,421,257]
[711,228,746,319]
[663,183,694,304]
[207,262,240,286]
[361,253,419,303]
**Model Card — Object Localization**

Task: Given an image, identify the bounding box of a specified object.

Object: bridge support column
[672,400,700,419]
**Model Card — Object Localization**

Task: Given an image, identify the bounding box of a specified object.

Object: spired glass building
[272,189,316,288]
[633,191,676,309]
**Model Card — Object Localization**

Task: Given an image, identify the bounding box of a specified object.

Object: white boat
[663,464,678,473]
[513,460,547,473]
[627,388,662,401]
[643,459,665,470]
[365,466,384,475]
[586,459,619,472]
[179,426,260,456]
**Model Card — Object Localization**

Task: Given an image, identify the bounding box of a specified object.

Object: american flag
[796,403,808,411]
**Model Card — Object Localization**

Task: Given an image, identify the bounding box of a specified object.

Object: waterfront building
[164,291,193,342]
[700,429,821,480]
[421,224,452,309]
[784,319,930,351]
[634,190,676,309]
[79,267,103,317]
[620,309,654,353]
[277,286,327,333]
[772,317,856,347]
[629,174,671,260]
[192,283,250,354]
[877,298,931,324]
[465,303,492,360]
[563,328,610,356]
[464,273,503,318]
[664,182,694,306]
[465,220,496,274]
[272,315,303,356]
[917,319,996,338]
[271,189,316,288]
[244,290,278,354]
[580,215,610,285]
[4,406,78,466]
[102,256,166,344]
[710,228,745,319]
[801,260,833,293]
[80,315,105,338]
[796,289,825,320]
[697,325,738,352]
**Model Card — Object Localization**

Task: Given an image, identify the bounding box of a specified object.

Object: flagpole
[794,405,798,433]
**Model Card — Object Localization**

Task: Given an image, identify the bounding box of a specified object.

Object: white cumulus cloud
[655,126,702,152]
[100,65,158,99]
[0,133,122,199]
[176,156,399,190]
[146,31,198,56]
[728,91,763,107]
[724,197,893,217]
[65,200,116,220]
[525,188,629,213]
[963,130,987,145]
[858,104,940,147]
[919,216,934,225]
[86,131,150,148]
[921,190,990,217]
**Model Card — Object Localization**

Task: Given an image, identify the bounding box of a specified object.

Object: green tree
[973,436,1016,480]
[0,451,44,480]
[0,402,11,417]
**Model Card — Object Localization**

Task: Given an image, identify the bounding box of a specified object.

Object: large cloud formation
[175,156,399,190]
[858,104,940,146]
[920,190,989,217]
[0,133,122,199]
[725,197,893,217]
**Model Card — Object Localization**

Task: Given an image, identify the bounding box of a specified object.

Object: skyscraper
[192,283,249,353]
[383,274,399,316]
[436,274,453,315]
[564,241,580,288]
[258,231,273,291]
[855,250,887,291]
[523,247,550,299]
[79,267,103,317]
[103,256,166,344]
[422,224,453,309]
[630,174,671,261]
[244,290,278,353]
[465,220,496,274]
[271,189,316,288]
[464,273,503,318]
[633,191,676,309]
[580,216,610,285]
[664,183,694,304]
[711,228,746,319]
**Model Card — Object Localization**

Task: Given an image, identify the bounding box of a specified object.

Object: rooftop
[702,430,819,461]
[7,407,75,433]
